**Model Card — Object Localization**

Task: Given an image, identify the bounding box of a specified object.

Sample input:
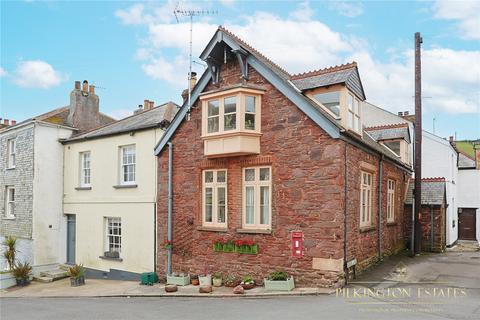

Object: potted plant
[199,266,211,286]
[264,271,295,291]
[167,272,190,286]
[223,274,241,287]
[241,275,255,290]
[12,262,32,287]
[213,272,222,287]
[68,264,86,287]
[191,274,199,286]
[1,236,17,289]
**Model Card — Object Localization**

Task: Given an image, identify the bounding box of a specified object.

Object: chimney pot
[150,100,155,109]
[449,136,454,142]
[75,81,81,90]
[11,120,16,125]
[89,85,95,95]
[4,119,9,125]
[82,80,88,92]
[144,99,150,110]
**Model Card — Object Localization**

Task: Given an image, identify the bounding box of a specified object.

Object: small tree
[3,236,17,270]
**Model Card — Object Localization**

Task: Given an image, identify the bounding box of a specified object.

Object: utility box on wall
[291,231,303,257]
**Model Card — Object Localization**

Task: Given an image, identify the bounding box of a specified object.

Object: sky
[1,0,479,140]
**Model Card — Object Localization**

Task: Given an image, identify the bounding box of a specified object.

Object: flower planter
[16,278,31,287]
[70,276,86,287]
[222,242,235,252]
[167,274,190,286]
[199,275,212,286]
[264,277,295,291]
[0,271,17,289]
[212,278,222,287]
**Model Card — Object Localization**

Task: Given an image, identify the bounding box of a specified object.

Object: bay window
[201,87,263,157]
[243,167,272,229]
[203,169,227,227]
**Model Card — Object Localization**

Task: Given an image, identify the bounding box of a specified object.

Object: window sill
[236,228,272,235]
[113,184,138,189]
[197,226,228,232]
[99,256,123,262]
[75,186,92,191]
[3,216,16,220]
[6,167,15,170]
[386,221,397,227]
[359,226,375,233]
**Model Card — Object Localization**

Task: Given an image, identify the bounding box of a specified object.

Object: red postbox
[291,231,303,257]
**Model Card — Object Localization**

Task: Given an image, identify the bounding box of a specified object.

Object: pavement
[0,277,332,298]
[1,248,479,320]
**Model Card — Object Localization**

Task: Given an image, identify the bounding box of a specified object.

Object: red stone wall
[156,57,408,287]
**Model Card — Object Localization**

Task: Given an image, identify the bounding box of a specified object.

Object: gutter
[167,142,173,275]
[377,155,384,261]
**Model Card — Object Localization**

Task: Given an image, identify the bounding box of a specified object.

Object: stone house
[0,81,114,273]
[62,101,178,279]
[154,27,412,287]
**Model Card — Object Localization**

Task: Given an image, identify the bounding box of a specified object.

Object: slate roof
[290,63,366,100]
[405,178,446,205]
[458,152,476,168]
[64,102,179,143]
[365,124,411,143]
[0,106,115,133]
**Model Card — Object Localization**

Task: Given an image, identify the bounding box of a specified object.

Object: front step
[58,264,72,272]
[33,276,54,283]
[39,269,69,281]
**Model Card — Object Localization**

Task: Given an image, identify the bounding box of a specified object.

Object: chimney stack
[4,119,9,126]
[398,112,403,116]
[404,111,409,116]
[449,136,454,142]
[11,120,16,125]
[68,80,102,132]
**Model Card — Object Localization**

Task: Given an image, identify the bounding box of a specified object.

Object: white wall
[32,123,73,267]
[422,131,458,245]
[63,128,161,274]
[457,169,480,243]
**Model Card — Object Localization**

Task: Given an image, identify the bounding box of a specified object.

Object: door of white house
[66,214,76,264]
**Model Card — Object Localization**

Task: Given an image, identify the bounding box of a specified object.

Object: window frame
[201,88,263,137]
[105,217,122,254]
[202,169,228,228]
[360,171,373,228]
[119,145,136,185]
[312,91,342,119]
[387,179,396,223]
[4,186,15,219]
[6,138,16,169]
[242,166,272,230]
[347,93,361,133]
[79,151,91,187]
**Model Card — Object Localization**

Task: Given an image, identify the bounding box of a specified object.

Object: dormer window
[313,92,340,117]
[201,87,264,158]
[308,85,362,135]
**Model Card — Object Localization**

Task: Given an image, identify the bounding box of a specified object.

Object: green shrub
[2,236,17,270]
[12,262,32,280]
[68,264,85,279]
[268,271,288,281]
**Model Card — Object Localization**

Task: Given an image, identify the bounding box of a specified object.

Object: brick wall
[0,125,34,240]
[156,58,408,287]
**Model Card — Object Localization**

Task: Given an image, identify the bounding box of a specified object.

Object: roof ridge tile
[290,62,357,80]
[365,123,409,131]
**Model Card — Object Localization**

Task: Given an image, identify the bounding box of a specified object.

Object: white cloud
[117,2,479,115]
[290,1,314,21]
[433,0,480,40]
[108,108,133,120]
[13,60,65,89]
[0,67,6,77]
[115,3,145,25]
[219,0,235,7]
[329,1,364,18]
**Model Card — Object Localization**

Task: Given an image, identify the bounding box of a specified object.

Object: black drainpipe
[377,155,384,261]
[343,142,348,285]
[430,205,434,251]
